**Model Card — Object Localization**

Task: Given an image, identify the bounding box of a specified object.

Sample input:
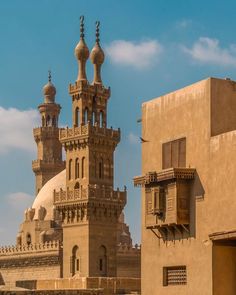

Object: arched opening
[75,158,79,179]
[26,233,31,246]
[99,111,103,128]
[84,108,88,124]
[46,115,51,127]
[98,245,107,276]
[99,158,103,179]
[74,182,80,189]
[42,116,45,127]
[71,245,80,276]
[92,111,96,125]
[82,157,85,178]
[75,107,80,127]
[52,116,56,127]
[69,159,72,180]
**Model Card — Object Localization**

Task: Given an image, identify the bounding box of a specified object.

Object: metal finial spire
[80,15,85,39]
[95,21,100,44]
[48,70,51,82]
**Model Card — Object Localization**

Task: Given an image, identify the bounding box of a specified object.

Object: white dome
[32,169,66,220]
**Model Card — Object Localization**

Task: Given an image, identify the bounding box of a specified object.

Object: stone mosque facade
[0,18,140,293]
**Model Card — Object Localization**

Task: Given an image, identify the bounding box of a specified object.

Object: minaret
[54,18,126,278]
[32,72,65,194]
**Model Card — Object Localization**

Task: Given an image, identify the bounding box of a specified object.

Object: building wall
[0,243,62,286]
[140,78,236,295]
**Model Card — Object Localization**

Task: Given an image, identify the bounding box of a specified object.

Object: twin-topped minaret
[32,72,65,194]
[54,17,127,278]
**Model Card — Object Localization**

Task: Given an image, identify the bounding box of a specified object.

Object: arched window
[42,116,45,127]
[75,107,80,127]
[75,158,79,179]
[92,111,96,125]
[46,115,51,127]
[99,158,103,179]
[71,245,80,276]
[69,159,72,180]
[98,245,107,276]
[26,233,31,246]
[82,157,85,178]
[99,111,103,128]
[84,108,88,124]
[52,116,56,127]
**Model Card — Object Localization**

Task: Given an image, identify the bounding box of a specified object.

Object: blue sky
[1,0,236,244]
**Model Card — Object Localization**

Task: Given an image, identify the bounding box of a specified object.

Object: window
[75,107,80,126]
[71,245,80,275]
[82,157,85,178]
[98,245,107,276]
[84,108,88,124]
[162,138,186,169]
[92,111,96,125]
[75,158,79,179]
[69,159,72,180]
[151,187,165,216]
[26,233,31,246]
[99,111,103,128]
[163,266,187,286]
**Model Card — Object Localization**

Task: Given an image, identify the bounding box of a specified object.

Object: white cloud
[105,40,162,69]
[182,37,236,66]
[7,192,33,211]
[128,132,140,144]
[0,106,40,154]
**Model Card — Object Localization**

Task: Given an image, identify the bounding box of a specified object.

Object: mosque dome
[90,43,104,65]
[32,169,66,221]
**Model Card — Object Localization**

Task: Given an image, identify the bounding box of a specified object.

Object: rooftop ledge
[133,167,196,187]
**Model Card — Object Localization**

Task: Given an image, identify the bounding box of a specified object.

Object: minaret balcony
[32,159,65,172]
[68,80,110,98]
[59,124,120,143]
[134,168,195,234]
[33,127,59,141]
[53,185,126,206]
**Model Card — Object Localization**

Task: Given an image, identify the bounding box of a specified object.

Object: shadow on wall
[0,272,5,285]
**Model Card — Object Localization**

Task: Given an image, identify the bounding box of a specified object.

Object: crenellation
[0,241,60,256]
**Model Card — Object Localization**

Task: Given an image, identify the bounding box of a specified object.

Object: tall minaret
[32,72,65,194]
[54,18,126,278]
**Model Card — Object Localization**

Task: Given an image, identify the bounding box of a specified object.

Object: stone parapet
[69,79,110,98]
[54,186,126,205]
[0,241,60,256]
[59,125,120,143]
[33,127,59,140]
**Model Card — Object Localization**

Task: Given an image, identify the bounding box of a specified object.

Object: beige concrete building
[0,18,140,294]
[134,77,236,295]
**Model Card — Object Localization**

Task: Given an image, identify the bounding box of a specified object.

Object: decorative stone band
[59,124,120,142]
[0,254,60,268]
[54,186,126,205]
[133,167,196,187]
[0,241,61,256]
